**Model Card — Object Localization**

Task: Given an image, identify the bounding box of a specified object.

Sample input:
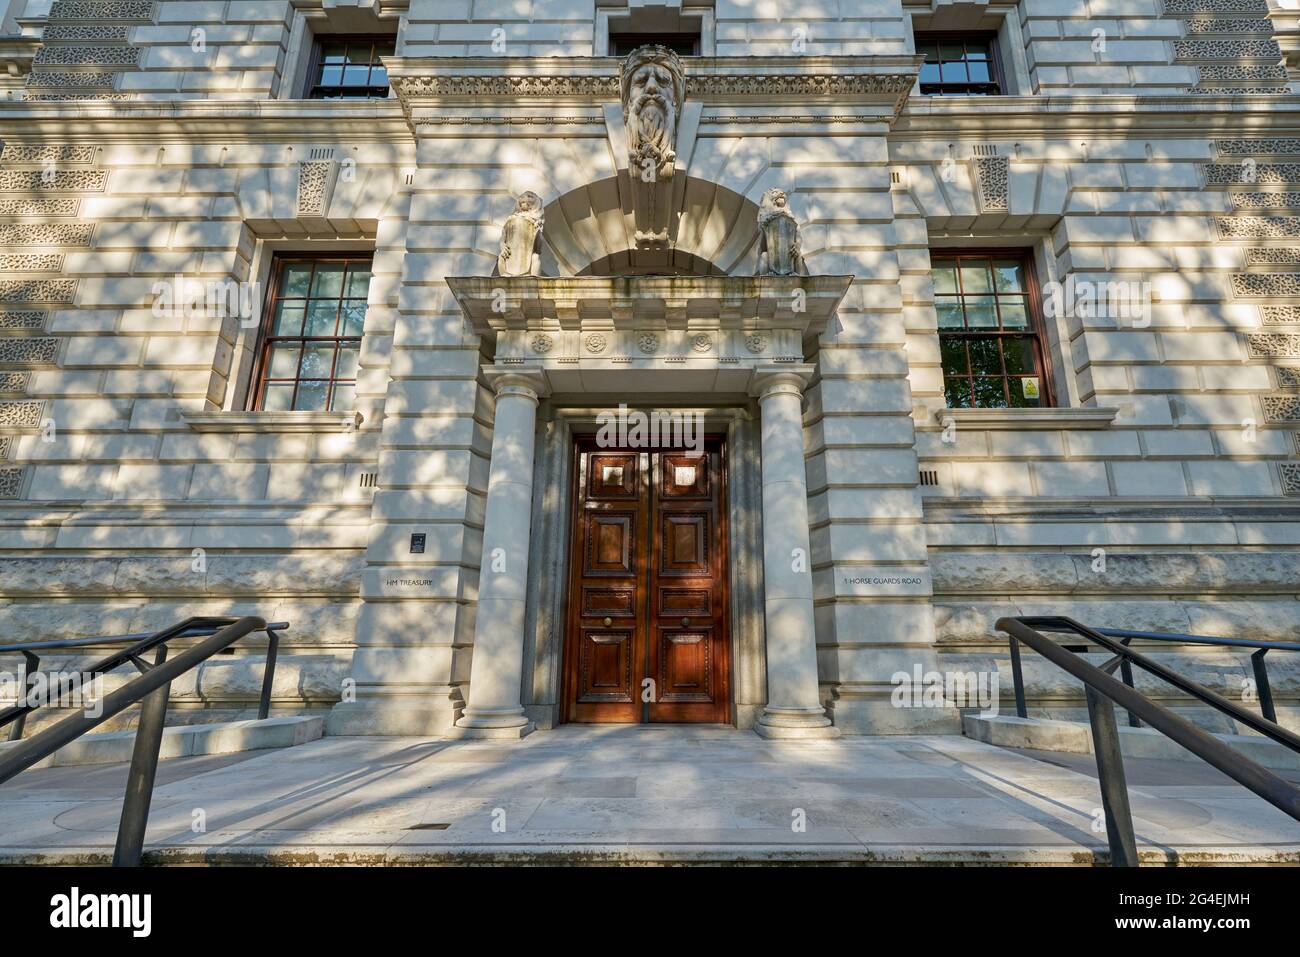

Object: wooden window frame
[931,248,1056,410]
[247,253,372,413]
[305,33,396,99]
[914,31,1005,96]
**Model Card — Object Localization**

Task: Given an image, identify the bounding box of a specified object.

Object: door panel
[563,435,730,724]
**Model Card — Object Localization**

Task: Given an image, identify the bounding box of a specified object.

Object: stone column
[448,367,548,739]
[750,366,838,739]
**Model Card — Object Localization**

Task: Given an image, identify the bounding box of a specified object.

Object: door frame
[559,430,733,725]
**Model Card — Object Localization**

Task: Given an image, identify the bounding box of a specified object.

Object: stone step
[964,713,1300,771]
[0,715,323,769]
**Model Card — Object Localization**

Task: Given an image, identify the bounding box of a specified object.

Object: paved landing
[1,726,1298,864]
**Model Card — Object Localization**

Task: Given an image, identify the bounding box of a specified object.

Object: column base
[445,708,535,740]
[444,720,535,741]
[754,708,840,740]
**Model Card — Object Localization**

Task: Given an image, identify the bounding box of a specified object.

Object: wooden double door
[562,435,731,724]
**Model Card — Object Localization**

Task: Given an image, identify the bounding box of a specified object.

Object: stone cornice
[0,100,411,141]
[894,94,1300,136]
[387,55,922,120]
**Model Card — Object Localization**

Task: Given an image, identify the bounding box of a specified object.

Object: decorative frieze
[1217,216,1300,239]
[1263,395,1300,422]
[0,372,30,395]
[0,170,107,192]
[0,467,24,499]
[1174,39,1282,59]
[25,71,118,90]
[1184,17,1274,33]
[1247,333,1300,357]
[1233,273,1300,297]
[0,312,46,330]
[33,45,141,68]
[25,92,133,102]
[1231,192,1300,210]
[1204,164,1300,186]
[0,400,44,429]
[0,145,96,164]
[1246,248,1300,266]
[0,224,93,246]
[0,199,79,216]
[1197,63,1289,81]
[42,25,132,42]
[1276,367,1300,390]
[0,338,59,365]
[972,156,1009,213]
[1263,305,1300,324]
[0,254,63,272]
[1217,139,1300,155]
[1187,86,1288,94]
[1282,463,1300,496]
[0,436,9,458]
[0,280,76,303]
[1164,0,1269,13]
[47,0,154,20]
[296,161,338,218]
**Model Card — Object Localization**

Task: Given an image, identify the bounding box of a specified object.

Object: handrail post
[1008,636,1028,719]
[112,644,171,868]
[7,650,38,742]
[1118,658,1142,729]
[257,628,280,721]
[1084,686,1139,867]
[1250,649,1277,724]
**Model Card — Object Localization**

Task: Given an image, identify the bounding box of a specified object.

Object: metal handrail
[997,616,1300,867]
[0,616,275,866]
[0,617,288,741]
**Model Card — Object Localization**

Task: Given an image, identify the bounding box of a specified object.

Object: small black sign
[409,533,426,554]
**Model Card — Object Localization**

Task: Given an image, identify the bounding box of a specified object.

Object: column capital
[483,364,550,402]
[749,364,814,401]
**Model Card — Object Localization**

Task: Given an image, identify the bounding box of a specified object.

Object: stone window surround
[593,2,715,57]
[928,233,1085,410]
[903,1,1032,97]
[278,1,404,101]
[225,234,377,413]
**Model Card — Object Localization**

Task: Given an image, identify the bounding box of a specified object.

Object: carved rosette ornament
[745,332,770,354]
[621,46,685,250]
[755,188,808,276]
[691,333,713,353]
[584,333,607,354]
[637,332,660,355]
[497,191,545,278]
[529,333,553,354]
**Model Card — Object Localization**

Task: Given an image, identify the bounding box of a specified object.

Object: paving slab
[0,726,1297,865]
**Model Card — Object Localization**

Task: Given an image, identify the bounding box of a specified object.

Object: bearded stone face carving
[621,45,685,249]
[497,191,545,278]
[755,188,808,277]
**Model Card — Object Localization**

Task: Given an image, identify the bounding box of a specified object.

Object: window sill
[934,407,1118,430]
[184,411,363,433]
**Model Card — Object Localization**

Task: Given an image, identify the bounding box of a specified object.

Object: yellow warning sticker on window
[1022,377,1040,400]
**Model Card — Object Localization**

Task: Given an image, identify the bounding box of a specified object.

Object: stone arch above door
[539,175,763,277]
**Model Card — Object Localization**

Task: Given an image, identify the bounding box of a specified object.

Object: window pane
[939,58,968,83]
[972,376,1007,408]
[935,297,964,329]
[1002,337,1039,375]
[262,382,294,411]
[342,64,370,86]
[931,262,958,294]
[998,298,1029,330]
[271,301,305,335]
[280,262,313,297]
[318,65,343,86]
[330,383,356,412]
[959,261,993,294]
[335,345,359,379]
[305,300,340,336]
[344,267,372,298]
[267,343,300,378]
[370,64,388,86]
[299,344,335,379]
[920,62,941,85]
[993,260,1025,292]
[341,302,367,337]
[940,338,969,377]
[294,380,329,411]
[966,43,990,60]
[310,263,345,298]
[320,43,347,63]
[965,298,997,328]
[968,338,1001,376]
[1009,377,1042,408]
[967,59,991,83]
[944,378,972,408]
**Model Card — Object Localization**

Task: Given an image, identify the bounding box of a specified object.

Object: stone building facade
[0,0,1298,738]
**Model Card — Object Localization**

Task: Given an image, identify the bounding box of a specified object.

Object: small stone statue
[755,188,808,277]
[496,191,544,277]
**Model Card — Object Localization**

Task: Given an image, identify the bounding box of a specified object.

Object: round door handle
[603,617,613,627]
[681,617,690,627]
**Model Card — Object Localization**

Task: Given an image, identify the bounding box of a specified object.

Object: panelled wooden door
[563,435,730,724]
